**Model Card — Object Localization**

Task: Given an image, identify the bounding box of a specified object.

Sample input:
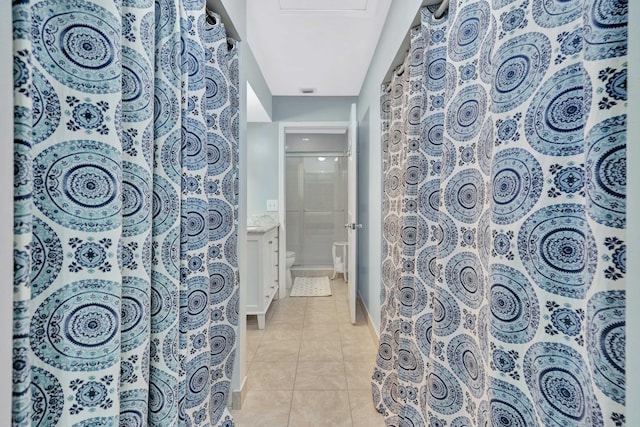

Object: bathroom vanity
[246,224,280,329]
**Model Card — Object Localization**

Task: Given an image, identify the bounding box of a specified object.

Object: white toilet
[285,251,296,289]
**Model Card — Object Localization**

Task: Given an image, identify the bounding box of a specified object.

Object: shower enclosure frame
[277,122,350,300]
[285,154,349,270]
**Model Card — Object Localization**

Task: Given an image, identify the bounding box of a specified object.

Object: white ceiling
[247,0,392,97]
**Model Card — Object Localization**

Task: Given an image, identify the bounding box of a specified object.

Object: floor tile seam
[262,328,304,335]
[304,308,338,313]
[286,386,295,427]
[288,390,354,426]
[304,316,339,322]
[247,360,299,393]
[298,340,344,359]
[270,311,307,318]
[292,385,350,391]
[306,308,339,312]
[259,339,303,344]
[298,354,345,362]
[304,313,339,319]
[300,334,340,340]
[253,349,301,362]
[293,363,349,390]
[257,338,302,345]
[344,354,356,427]
[270,314,306,320]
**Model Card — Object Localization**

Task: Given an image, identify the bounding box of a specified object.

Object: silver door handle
[344,223,363,230]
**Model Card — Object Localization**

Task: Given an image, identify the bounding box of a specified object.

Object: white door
[346,104,360,324]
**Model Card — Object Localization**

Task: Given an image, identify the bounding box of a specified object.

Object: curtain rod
[205,0,242,41]
[204,7,237,50]
[205,7,219,25]
[433,0,449,19]
[382,0,449,84]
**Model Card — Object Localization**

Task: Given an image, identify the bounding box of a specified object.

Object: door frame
[277,121,350,299]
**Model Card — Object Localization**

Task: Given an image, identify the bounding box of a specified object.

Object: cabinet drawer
[264,279,278,305]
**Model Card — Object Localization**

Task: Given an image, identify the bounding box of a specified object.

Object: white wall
[273,96,358,122]
[245,46,273,119]
[286,132,348,153]
[219,0,247,40]
[0,1,13,423]
[247,123,279,216]
[356,0,423,335]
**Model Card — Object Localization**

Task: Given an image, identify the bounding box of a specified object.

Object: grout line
[286,360,298,427]
[286,296,305,426]
[243,275,371,426]
[339,276,355,426]
[344,355,355,426]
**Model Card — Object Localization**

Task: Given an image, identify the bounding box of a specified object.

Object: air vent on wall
[300,88,316,94]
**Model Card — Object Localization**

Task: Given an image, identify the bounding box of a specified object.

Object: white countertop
[246,223,279,234]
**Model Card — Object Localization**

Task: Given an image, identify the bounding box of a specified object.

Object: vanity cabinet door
[246,238,260,310]
[246,226,279,329]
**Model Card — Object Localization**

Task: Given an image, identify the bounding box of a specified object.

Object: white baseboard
[230,375,247,410]
[357,296,380,346]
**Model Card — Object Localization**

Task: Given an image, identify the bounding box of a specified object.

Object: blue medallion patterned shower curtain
[375,1,626,426]
[13,1,239,426]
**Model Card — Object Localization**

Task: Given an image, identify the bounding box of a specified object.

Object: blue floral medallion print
[13,1,239,426]
[375,1,627,425]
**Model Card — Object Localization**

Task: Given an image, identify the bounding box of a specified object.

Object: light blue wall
[247,123,279,216]
[273,96,357,122]
[627,1,640,424]
[0,0,13,420]
[217,0,250,402]
[356,0,423,335]
[245,42,275,216]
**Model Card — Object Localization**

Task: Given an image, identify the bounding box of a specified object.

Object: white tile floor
[232,273,385,427]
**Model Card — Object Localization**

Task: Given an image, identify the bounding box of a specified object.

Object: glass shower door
[286,157,347,268]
